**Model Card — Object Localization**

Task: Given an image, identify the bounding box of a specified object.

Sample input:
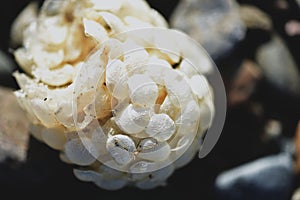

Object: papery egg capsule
[106,134,137,165]
[74,169,127,191]
[137,138,171,161]
[145,113,176,142]
[115,104,151,134]
[127,74,158,107]
[135,164,175,190]
[65,137,97,166]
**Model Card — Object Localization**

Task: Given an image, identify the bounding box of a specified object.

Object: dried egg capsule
[188,75,210,99]
[106,135,136,165]
[127,74,158,107]
[74,169,127,191]
[137,138,171,161]
[145,114,176,142]
[65,137,97,166]
[115,104,150,134]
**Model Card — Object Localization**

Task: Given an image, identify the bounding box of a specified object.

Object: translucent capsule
[74,169,127,191]
[176,100,200,137]
[106,135,136,165]
[135,164,175,190]
[123,40,149,68]
[137,139,171,161]
[160,96,181,120]
[94,85,112,120]
[97,12,126,34]
[145,114,176,142]
[179,59,197,78]
[106,59,127,91]
[41,126,66,150]
[65,137,97,166]
[188,75,210,99]
[164,70,193,106]
[145,56,172,85]
[83,18,109,43]
[115,104,150,134]
[173,139,198,169]
[31,98,59,128]
[127,74,158,107]
[199,99,215,133]
[129,161,154,181]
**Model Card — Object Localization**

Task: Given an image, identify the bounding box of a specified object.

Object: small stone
[0,87,30,162]
[239,5,273,31]
[170,0,246,59]
[256,35,300,96]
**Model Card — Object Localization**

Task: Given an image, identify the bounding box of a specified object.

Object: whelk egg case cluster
[12,0,217,190]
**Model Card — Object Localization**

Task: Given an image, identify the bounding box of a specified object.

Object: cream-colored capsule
[74,169,127,191]
[65,137,97,166]
[83,18,109,43]
[128,74,158,107]
[176,100,200,137]
[98,12,126,34]
[106,135,136,165]
[32,64,74,87]
[115,104,150,134]
[188,75,210,99]
[106,59,127,92]
[137,139,171,161]
[145,113,176,142]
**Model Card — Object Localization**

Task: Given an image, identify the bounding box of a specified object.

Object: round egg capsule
[64,137,97,166]
[137,138,171,161]
[106,135,137,166]
[176,99,201,137]
[145,113,176,142]
[115,104,151,134]
[135,164,175,190]
[74,169,127,191]
[188,75,210,99]
[127,74,158,107]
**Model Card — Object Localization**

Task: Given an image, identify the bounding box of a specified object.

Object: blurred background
[0,0,299,199]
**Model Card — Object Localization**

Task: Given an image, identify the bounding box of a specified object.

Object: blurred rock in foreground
[170,0,246,60]
[0,86,30,162]
[256,35,300,96]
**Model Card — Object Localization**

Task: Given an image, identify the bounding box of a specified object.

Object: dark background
[0,0,299,199]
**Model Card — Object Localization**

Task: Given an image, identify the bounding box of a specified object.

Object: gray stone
[0,51,15,73]
[0,87,30,162]
[256,35,300,96]
[170,0,246,59]
[215,153,295,200]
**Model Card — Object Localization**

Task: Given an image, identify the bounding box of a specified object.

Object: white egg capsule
[64,137,97,166]
[127,74,158,107]
[188,75,210,99]
[115,104,150,134]
[106,135,136,166]
[137,138,171,161]
[83,18,108,43]
[145,113,176,142]
[164,69,193,106]
[176,100,201,137]
[106,59,129,100]
[74,169,127,191]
